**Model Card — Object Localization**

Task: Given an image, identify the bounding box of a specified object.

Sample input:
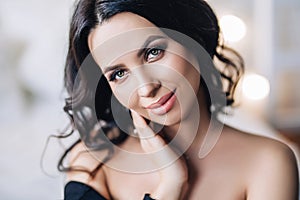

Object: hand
[131,110,188,200]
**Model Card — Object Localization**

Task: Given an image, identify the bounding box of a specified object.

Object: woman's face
[88,12,201,126]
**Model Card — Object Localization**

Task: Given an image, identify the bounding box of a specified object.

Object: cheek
[165,56,200,90]
[186,64,201,92]
[111,83,138,110]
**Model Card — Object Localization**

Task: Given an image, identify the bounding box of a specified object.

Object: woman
[61,0,299,199]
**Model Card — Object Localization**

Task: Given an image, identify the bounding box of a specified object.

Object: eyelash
[144,45,166,62]
[108,44,167,82]
[109,69,128,82]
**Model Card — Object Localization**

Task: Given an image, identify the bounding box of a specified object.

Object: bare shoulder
[220,125,293,154]
[66,141,111,199]
[221,126,299,199]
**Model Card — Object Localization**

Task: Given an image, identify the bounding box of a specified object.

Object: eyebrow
[103,35,166,74]
[137,35,166,57]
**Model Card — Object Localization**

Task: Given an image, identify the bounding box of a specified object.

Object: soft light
[242,74,270,100]
[220,15,247,43]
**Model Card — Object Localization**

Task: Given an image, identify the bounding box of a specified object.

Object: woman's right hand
[131,110,188,200]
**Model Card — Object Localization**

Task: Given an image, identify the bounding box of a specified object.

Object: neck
[162,86,213,160]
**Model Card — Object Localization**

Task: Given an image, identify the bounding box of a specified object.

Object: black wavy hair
[58,0,244,177]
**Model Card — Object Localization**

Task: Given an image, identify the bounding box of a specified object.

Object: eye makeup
[105,36,169,83]
[144,43,167,62]
[108,68,129,82]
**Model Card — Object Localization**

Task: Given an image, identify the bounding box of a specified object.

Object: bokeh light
[220,15,247,43]
[242,73,270,100]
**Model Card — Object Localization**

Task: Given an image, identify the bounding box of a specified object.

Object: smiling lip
[145,89,177,115]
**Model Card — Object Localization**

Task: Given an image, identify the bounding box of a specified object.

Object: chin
[144,109,182,127]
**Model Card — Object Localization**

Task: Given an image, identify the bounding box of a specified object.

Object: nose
[135,70,161,97]
[137,81,161,97]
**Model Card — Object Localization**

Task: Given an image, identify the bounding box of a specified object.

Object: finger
[130,109,150,132]
[131,110,177,164]
[130,110,165,151]
[131,111,187,183]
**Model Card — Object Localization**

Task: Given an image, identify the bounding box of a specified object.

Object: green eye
[109,69,128,81]
[145,46,165,62]
[150,49,160,56]
[116,70,125,78]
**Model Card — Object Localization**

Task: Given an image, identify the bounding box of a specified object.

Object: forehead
[89,12,159,48]
[88,12,165,67]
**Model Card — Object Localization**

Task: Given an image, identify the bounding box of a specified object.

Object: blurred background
[0,0,299,199]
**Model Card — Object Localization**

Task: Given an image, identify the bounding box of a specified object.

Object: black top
[64,181,106,200]
[64,181,155,200]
